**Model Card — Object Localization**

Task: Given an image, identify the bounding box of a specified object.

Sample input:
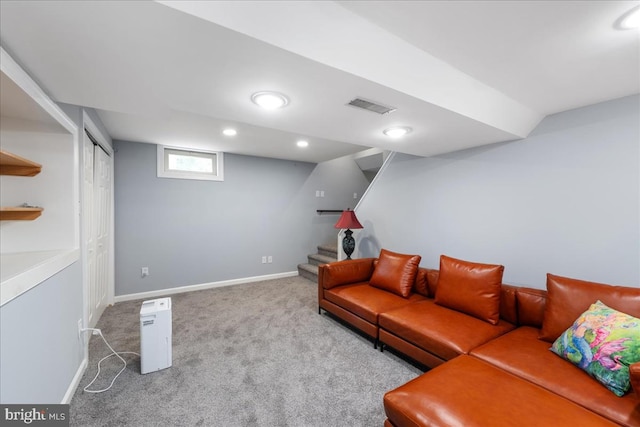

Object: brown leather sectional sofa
[317,251,640,426]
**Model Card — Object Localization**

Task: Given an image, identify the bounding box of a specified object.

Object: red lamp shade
[334,209,363,230]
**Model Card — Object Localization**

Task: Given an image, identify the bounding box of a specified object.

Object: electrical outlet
[262,256,267,264]
[320,190,325,197]
[77,319,83,341]
[353,192,358,199]
[267,255,273,263]
[141,267,149,277]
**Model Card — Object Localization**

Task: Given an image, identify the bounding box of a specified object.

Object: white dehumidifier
[139,297,172,374]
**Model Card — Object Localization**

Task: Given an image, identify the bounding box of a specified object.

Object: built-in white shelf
[0,249,79,305]
[0,46,79,306]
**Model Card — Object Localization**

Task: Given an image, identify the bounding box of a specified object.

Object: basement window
[157,145,224,181]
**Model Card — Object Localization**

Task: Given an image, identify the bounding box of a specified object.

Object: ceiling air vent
[346,98,396,115]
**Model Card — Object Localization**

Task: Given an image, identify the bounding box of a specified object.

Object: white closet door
[84,132,97,327]
[91,145,111,326]
[85,128,112,328]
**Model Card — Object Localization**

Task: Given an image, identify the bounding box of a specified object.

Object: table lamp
[334,209,363,260]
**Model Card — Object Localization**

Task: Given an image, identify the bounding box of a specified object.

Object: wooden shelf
[0,207,44,221]
[0,150,43,220]
[0,150,42,176]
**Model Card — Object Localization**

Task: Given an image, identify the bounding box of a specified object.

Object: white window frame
[157,145,224,181]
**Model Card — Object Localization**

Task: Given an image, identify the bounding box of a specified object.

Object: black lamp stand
[342,229,356,260]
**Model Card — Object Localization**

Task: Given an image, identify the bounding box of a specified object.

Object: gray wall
[114,141,370,296]
[0,262,83,403]
[356,95,639,289]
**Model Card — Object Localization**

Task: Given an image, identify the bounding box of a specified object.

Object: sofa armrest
[631,362,640,398]
[319,258,376,290]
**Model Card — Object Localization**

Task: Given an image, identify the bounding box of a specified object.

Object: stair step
[308,253,336,266]
[299,244,339,283]
[297,263,318,282]
[317,244,338,258]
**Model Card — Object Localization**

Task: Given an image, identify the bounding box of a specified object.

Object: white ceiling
[0,1,637,163]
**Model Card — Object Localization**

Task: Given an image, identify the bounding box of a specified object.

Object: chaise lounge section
[383,355,621,427]
[318,250,640,426]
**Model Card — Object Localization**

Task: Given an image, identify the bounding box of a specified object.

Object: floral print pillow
[550,300,640,396]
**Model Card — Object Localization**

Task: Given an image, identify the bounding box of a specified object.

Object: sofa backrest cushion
[500,284,518,325]
[413,268,430,297]
[320,258,375,290]
[434,255,505,325]
[419,269,517,324]
[539,273,640,342]
[412,268,439,298]
[516,287,547,328]
[426,269,439,297]
[369,249,421,298]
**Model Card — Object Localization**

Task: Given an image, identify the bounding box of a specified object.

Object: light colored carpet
[70,276,423,426]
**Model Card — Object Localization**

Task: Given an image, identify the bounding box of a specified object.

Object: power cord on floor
[81,327,139,393]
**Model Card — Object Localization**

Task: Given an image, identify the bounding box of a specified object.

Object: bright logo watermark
[1,405,68,426]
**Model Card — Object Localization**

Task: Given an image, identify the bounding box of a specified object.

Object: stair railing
[316,210,343,214]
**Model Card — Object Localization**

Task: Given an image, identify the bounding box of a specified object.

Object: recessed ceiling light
[222,128,237,136]
[251,91,289,110]
[617,5,640,29]
[297,140,309,148]
[383,126,412,138]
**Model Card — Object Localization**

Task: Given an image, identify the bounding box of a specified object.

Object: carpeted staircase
[297,244,337,282]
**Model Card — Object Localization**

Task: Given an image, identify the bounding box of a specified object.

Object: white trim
[0,47,76,135]
[61,357,88,404]
[0,250,80,306]
[114,271,299,303]
[83,112,113,156]
[108,147,115,307]
[80,127,92,333]
[354,151,396,212]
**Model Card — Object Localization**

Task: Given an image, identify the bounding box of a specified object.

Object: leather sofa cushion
[417,268,517,324]
[500,284,518,325]
[425,269,439,297]
[379,299,515,361]
[324,283,425,324]
[369,249,421,298]
[516,287,547,328]
[412,268,429,297]
[434,255,504,325]
[384,355,619,427]
[539,273,640,342]
[320,258,375,290]
[470,327,640,427]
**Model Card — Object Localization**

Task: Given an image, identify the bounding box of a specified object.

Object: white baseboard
[114,271,299,303]
[61,357,88,404]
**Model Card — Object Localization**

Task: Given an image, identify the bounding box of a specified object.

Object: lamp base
[342,229,355,260]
